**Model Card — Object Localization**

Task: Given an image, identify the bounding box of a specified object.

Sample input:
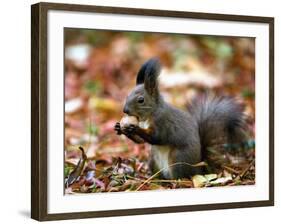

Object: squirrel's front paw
[123,124,137,135]
[114,122,122,135]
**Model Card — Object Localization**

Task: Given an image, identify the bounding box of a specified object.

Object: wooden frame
[31,2,274,221]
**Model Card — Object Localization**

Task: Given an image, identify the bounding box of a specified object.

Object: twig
[127,175,191,184]
[222,165,240,175]
[135,161,207,191]
[238,159,255,179]
[65,147,87,187]
[149,179,192,184]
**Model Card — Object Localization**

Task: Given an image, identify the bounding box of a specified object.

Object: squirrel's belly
[151,145,173,179]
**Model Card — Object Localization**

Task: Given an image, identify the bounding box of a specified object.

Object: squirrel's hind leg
[170,147,203,179]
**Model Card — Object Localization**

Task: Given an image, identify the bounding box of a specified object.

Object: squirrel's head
[123,58,162,121]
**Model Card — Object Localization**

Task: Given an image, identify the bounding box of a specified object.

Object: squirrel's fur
[115,58,247,179]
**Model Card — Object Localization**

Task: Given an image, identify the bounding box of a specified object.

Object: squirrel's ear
[144,58,161,97]
[136,63,146,85]
[136,58,161,87]
[137,58,161,97]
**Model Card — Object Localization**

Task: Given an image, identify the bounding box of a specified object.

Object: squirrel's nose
[123,106,130,114]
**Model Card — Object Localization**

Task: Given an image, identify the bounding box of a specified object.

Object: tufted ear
[136,63,146,85]
[143,58,161,97]
[136,58,161,87]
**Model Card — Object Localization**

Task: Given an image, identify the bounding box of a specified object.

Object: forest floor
[64,30,255,193]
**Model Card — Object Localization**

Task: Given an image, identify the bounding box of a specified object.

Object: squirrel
[114,58,247,179]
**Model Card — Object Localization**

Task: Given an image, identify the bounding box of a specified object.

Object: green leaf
[84,80,101,94]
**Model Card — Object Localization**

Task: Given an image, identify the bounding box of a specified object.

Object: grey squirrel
[114,58,247,179]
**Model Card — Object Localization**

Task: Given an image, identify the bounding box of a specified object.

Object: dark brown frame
[31,2,274,221]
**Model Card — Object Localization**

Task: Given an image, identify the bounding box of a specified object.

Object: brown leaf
[65,147,87,187]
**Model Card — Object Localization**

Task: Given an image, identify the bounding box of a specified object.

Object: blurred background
[64,28,255,193]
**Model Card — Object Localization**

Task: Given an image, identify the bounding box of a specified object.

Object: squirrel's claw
[114,122,122,135]
[123,124,137,135]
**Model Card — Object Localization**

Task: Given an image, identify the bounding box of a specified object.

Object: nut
[120,115,139,128]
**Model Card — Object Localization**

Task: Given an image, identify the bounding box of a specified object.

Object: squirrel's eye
[137,96,144,104]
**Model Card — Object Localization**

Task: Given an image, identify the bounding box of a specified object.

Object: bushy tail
[189,95,248,155]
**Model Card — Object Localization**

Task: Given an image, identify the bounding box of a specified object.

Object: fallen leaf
[209,176,232,186]
[192,175,207,188]
[65,98,84,114]
[204,174,218,182]
[65,147,87,187]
